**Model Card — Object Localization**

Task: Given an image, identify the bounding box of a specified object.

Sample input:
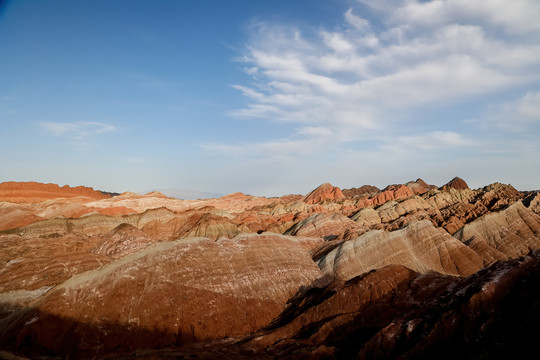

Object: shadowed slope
[0,235,323,358]
[243,250,540,359]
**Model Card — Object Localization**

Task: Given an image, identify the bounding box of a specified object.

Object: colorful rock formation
[302,183,345,204]
[0,178,538,359]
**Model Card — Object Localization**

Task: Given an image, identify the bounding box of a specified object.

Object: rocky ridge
[0,181,110,203]
[0,178,539,359]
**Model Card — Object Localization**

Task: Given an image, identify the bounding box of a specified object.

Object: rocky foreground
[0,178,539,359]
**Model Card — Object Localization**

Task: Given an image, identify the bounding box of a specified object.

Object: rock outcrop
[453,202,540,266]
[342,185,380,198]
[406,178,436,195]
[91,223,158,259]
[284,212,360,240]
[371,184,415,206]
[318,220,483,279]
[441,176,469,191]
[302,183,345,204]
[523,192,540,215]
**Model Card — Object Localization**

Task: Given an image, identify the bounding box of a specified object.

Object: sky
[1,0,539,197]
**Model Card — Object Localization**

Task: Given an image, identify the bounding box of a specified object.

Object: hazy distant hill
[143,188,222,200]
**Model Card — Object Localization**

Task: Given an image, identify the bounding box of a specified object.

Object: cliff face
[0,179,539,359]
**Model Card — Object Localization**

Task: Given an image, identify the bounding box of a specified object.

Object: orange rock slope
[0,178,539,359]
[0,181,110,203]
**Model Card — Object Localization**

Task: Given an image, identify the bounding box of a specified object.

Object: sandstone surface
[0,181,110,203]
[342,185,380,198]
[284,212,360,240]
[242,250,540,359]
[1,178,539,359]
[523,191,540,215]
[453,202,540,266]
[0,235,323,357]
[318,220,483,280]
[406,178,436,194]
[302,183,345,204]
[91,223,158,259]
[441,176,469,191]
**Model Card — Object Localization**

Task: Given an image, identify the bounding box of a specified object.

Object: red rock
[1,178,539,359]
[342,185,380,198]
[218,192,250,201]
[0,181,110,203]
[92,223,158,259]
[0,233,111,292]
[0,204,44,231]
[0,235,323,357]
[453,202,540,266]
[318,220,483,279]
[371,184,414,206]
[303,183,345,204]
[441,176,469,191]
[96,206,138,216]
[242,251,540,359]
[406,178,435,195]
[285,212,360,240]
[144,191,170,198]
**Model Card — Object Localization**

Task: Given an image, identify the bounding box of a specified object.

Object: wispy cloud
[215,0,540,163]
[40,121,116,150]
[41,121,116,137]
[382,131,476,152]
[483,91,540,131]
[390,0,540,34]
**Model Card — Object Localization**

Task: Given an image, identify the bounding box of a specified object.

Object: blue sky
[1,0,539,197]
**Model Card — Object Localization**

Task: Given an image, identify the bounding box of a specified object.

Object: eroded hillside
[0,178,539,359]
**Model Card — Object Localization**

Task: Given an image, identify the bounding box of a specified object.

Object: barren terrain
[0,178,539,359]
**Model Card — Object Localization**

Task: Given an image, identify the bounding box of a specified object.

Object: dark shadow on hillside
[246,251,540,360]
[0,303,198,359]
[1,251,540,359]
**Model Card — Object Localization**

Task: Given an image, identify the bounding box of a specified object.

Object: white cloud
[344,8,371,32]
[392,0,540,34]
[243,66,259,76]
[40,122,116,150]
[322,31,355,53]
[206,0,540,191]
[297,126,334,138]
[356,0,408,13]
[516,92,540,119]
[201,140,310,166]
[40,121,116,137]
[230,1,539,128]
[482,91,540,131]
[383,131,476,152]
